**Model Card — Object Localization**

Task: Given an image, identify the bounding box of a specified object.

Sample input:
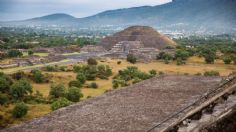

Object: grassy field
[23,52,49,57]
[61,52,80,56]
[32,56,236,98]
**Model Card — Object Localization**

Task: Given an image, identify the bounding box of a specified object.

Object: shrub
[49,83,66,99]
[12,102,28,118]
[149,70,157,76]
[204,71,220,76]
[66,87,83,102]
[76,73,86,84]
[0,77,11,93]
[59,66,66,71]
[68,80,82,88]
[51,98,72,111]
[90,82,98,89]
[0,93,9,105]
[45,65,57,72]
[7,49,23,58]
[31,69,44,83]
[175,50,190,61]
[159,71,164,75]
[195,73,202,76]
[10,79,32,99]
[28,50,34,56]
[176,58,186,65]
[132,78,142,84]
[97,65,112,80]
[223,57,232,64]
[127,54,137,64]
[87,58,97,65]
[12,71,25,80]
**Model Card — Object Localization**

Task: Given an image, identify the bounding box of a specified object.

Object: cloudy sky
[0,0,172,21]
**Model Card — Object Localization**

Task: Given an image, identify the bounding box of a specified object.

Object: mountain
[99,26,176,50]
[1,0,236,34]
[79,0,236,34]
[2,13,78,26]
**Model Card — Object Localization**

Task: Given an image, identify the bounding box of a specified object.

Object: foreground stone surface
[4,75,222,132]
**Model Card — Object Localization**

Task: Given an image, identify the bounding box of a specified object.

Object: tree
[204,71,220,76]
[51,98,72,111]
[28,50,34,56]
[87,58,97,65]
[68,80,82,88]
[10,79,32,99]
[175,50,190,61]
[49,83,66,99]
[149,70,157,76]
[0,77,11,93]
[85,66,97,80]
[7,49,23,57]
[97,65,112,79]
[223,57,232,64]
[31,69,44,83]
[12,71,25,80]
[76,73,86,84]
[0,92,9,105]
[89,82,98,89]
[12,102,28,118]
[127,54,137,64]
[66,87,83,102]
[201,48,216,64]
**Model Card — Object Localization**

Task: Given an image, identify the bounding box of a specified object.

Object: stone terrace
[4,75,222,132]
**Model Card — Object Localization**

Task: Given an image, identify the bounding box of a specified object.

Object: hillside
[80,0,236,33]
[99,26,176,50]
[1,0,236,34]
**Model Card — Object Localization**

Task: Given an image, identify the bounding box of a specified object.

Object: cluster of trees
[0,72,33,127]
[73,58,112,82]
[49,83,83,110]
[0,31,99,50]
[42,65,67,72]
[112,66,157,89]
[127,54,137,64]
[174,36,236,65]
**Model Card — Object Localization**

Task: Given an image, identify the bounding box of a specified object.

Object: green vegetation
[204,71,220,76]
[31,69,44,83]
[49,83,66,99]
[66,87,83,102]
[12,102,28,118]
[127,54,137,64]
[112,66,152,89]
[10,79,32,100]
[87,58,98,65]
[51,98,72,111]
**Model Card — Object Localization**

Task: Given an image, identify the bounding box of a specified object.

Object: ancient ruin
[5,74,236,132]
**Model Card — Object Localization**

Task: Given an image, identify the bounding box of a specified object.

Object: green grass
[61,52,80,56]
[23,52,49,57]
[1,59,70,74]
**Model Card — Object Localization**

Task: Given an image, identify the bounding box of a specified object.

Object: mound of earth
[4,75,221,132]
[99,26,176,50]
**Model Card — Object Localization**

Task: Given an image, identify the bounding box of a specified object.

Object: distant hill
[1,0,236,34]
[80,0,236,34]
[2,13,78,26]
[99,26,176,50]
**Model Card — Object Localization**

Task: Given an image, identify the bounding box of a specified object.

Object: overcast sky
[0,0,172,21]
